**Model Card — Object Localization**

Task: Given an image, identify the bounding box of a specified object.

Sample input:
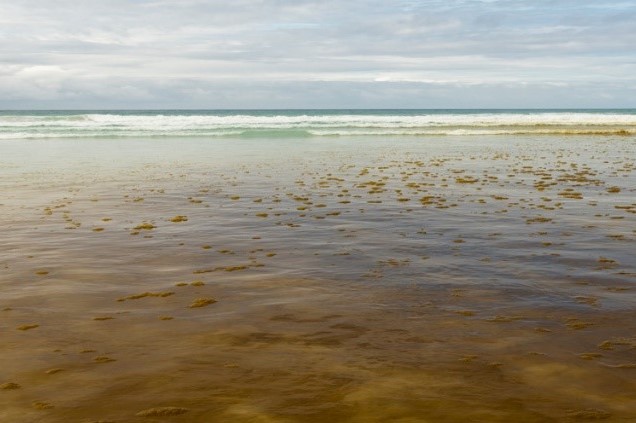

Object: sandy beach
[1,133,635,422]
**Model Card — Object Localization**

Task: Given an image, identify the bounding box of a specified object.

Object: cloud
[0,0,634,108]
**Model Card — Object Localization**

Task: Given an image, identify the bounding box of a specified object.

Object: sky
[1,0,635,109]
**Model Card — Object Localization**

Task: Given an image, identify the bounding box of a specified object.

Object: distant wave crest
[1,112,635,139]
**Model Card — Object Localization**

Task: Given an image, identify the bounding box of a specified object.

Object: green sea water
[1,109,635,139]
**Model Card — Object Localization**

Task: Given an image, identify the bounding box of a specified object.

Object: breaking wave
[1,111,635,139]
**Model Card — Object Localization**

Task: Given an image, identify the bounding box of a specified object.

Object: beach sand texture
[1,134,636,422]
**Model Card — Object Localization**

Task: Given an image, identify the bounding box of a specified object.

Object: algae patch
[117,292,174,302]
[32,401,54,410]
[136,407,189,417]
[169,215,188,223]
[94,356,116,363]
[189,297,217,308]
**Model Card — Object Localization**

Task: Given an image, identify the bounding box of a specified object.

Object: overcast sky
[1,0,635,109]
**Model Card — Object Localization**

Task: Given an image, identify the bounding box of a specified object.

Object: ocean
[1,111,635,421]
[1,109,636,139]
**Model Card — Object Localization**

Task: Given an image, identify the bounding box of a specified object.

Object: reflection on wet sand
[3,277,636,422]
[1,135,635,422]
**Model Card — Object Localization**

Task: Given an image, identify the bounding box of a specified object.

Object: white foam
[1,112,635,139]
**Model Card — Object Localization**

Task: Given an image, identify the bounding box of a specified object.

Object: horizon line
[2,107,636,112]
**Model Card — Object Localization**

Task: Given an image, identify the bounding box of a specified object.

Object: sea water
[1,109,636,139]
[1,110,635,422]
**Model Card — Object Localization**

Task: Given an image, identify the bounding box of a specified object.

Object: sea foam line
[1,113,635,139]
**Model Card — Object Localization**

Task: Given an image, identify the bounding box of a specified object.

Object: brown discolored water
[1,135,636,422]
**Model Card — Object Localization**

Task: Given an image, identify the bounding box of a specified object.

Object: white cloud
[0,0,634,108]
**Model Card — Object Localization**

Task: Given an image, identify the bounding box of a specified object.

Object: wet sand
[1,135,635,422]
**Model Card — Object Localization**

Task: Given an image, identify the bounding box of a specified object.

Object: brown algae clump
[526,216,553,224]
[225,265,248,272]
[566,409,611,420]
[574,296,599,306]
[1,382,21,390]
[189,297,217,308]
[566,319,594,330]
[117,292,174,302]
[136,407,189,417]
[607,186,621,193]
[17,324,39,331]
[455,176,479,184]
[169,215,188,223]
[133,222,156,230]
[486,315,523,323]
[558,189,583,199]
[94,356,116,363]
[579,353,603,360]
[32,401,54,410]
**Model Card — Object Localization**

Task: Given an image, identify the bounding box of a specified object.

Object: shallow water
[1,135,635,422]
